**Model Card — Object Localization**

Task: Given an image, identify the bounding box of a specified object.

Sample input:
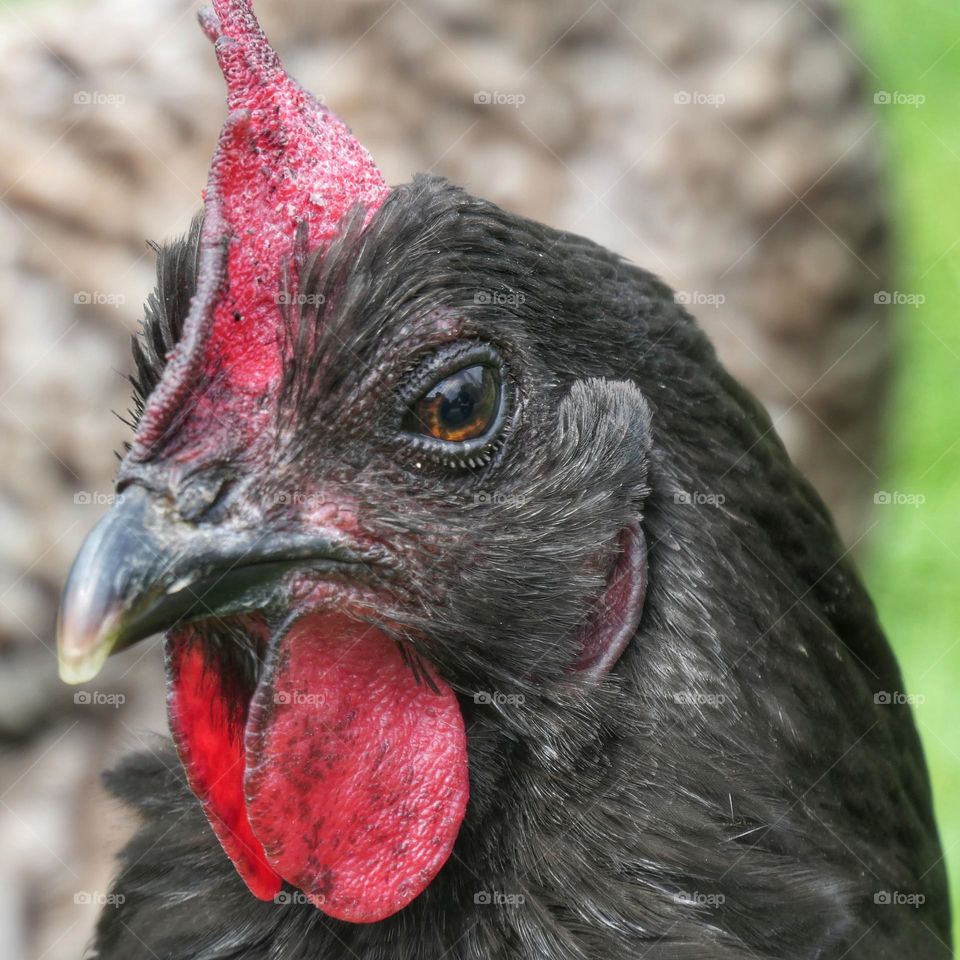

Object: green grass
[843,0,960,938]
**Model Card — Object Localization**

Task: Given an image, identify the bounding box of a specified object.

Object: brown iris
[405,365,500,442]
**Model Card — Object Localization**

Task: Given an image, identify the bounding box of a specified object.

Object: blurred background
[0,0,956,956]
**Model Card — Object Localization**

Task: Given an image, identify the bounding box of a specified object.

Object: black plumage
[87,176,949,959]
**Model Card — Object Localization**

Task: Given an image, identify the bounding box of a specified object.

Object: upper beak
[57,484,369,684]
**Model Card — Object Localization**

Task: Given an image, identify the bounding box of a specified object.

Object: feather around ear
[132,0,388,455]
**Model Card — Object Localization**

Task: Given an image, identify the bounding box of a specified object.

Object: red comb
[134,0,388,452]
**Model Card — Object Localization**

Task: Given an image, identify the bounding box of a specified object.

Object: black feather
[129,211,204,423]
[96,176,950,960]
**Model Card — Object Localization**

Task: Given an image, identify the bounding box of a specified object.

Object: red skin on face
[167,615,469,922]
[150,1,470,924]
[133,0,388,454]
[167,629,282,900]
[245,613,469,922]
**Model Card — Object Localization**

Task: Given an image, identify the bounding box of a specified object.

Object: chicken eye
[404,365,500,442]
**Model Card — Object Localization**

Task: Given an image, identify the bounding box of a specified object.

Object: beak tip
[58,658,101,685]
[56,612,114,685]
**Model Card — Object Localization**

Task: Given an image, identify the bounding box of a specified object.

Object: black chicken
[57,1,949,957]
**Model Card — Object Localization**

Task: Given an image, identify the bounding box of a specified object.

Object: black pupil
[435,367,483,426]
[409,364,499,441]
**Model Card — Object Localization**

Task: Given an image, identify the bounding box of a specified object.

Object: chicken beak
[58,484,369,684]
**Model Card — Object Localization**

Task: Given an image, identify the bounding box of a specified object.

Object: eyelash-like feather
[128,211,205,425]
[393,344,509,472]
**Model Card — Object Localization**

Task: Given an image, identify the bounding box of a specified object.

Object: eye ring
[396,342,508,466]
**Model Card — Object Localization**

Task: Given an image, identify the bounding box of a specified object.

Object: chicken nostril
[176,471,233,523]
